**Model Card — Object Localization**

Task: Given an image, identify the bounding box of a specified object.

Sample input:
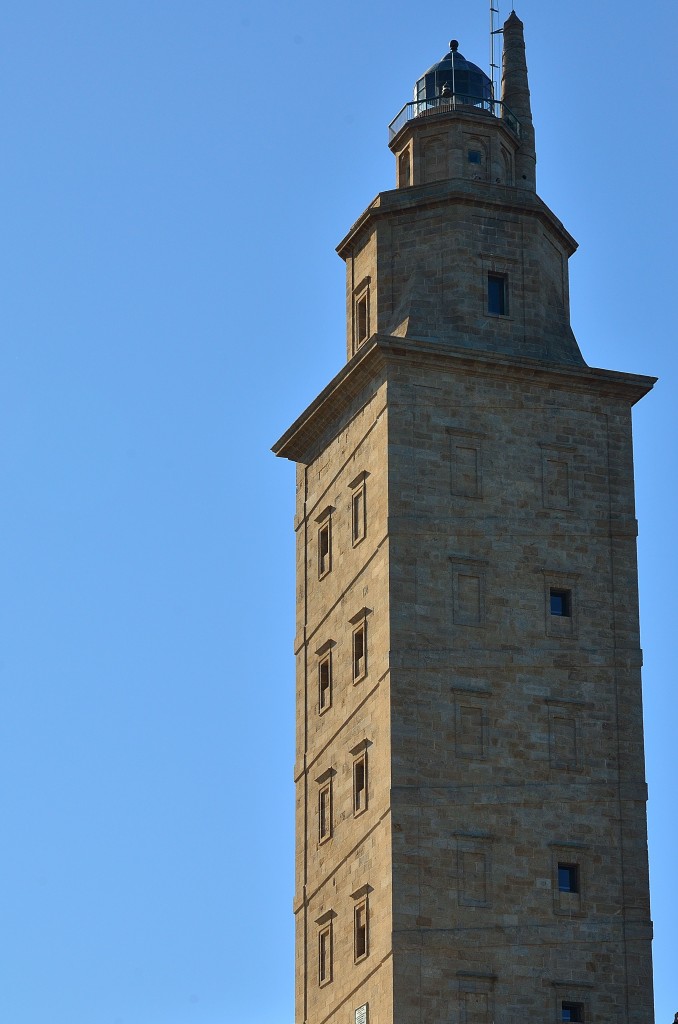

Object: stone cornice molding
[272,334,655,463]
[336,178,578,259]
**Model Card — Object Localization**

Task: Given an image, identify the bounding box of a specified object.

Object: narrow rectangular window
[550,588,571,616]
[353,752,368,814]
[487,273,507,315]
[318,924,332,986]
[352,621,367,681]
[352,485,366,544]
[398,148,411,187]
[552,847,584,914]
[354,901,368,962]
[318,520,331,578]
[318,653,332,713]
[561,1002,584,1022]
[319,782,332,843]
[354,288,370,350]
[558,862,580,893]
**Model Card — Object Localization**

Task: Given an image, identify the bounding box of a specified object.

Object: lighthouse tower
[273,13,655,1024]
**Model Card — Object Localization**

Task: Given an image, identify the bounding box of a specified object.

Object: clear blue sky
[0,2,675,1022]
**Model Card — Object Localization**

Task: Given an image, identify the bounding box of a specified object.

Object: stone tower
[273,13,655,1024]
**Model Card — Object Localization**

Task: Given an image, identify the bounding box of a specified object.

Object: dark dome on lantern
[414,43,493,106]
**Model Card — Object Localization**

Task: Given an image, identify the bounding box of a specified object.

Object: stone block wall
[293,376,395,1024]
[385,352,653,1023]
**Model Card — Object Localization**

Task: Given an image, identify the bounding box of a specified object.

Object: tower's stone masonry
[341,179,579,363]
[385,343,653,1022]
[275,12,655,1023]
[287,371,395,1024]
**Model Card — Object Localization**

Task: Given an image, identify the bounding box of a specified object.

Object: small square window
[558,862,580,893]
[487,273,507,315]
[353,622,367,682]
[318,781,332,843]
[550,588,571,617]
[354,901,368,962]
[353,752,368,815]
[318,520,331,578]
[561,1002,584,1022]
[468,149,482,164]
[318,924,332,986]
[318,653,332,714]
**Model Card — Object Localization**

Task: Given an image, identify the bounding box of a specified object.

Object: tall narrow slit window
[318,652,332,713]
[318,781,332,843]
[354,285,370,351]
[318,519,331,578]
[354,901,368,962]
[318,924,332,986]
[353,751,368,815]
[398,148,411,187]
[351,478,367,545]
[352,621,367,682]
[487,273,507,315]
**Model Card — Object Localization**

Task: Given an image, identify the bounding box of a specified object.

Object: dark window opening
[487,273,507,315]
[399,149,411,187]
[468,149,482,164]
[352,487,366,544]
[319,926,332,985]
[355,292,369,348]
[319,784,331,842]
[354,904,368,961]
[353,623,366,681]
[558,862,580,893]
[550,588,572,617]
[318,522,331,578]
[319,655,331,713]
[561,1002,584,1022]
[353,755,367,813]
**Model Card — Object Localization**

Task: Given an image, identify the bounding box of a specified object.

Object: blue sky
[0,2,675,1022]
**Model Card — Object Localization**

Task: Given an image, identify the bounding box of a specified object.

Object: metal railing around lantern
[388,95,521,141]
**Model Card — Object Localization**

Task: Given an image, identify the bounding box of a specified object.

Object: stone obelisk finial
[501,11,536,190]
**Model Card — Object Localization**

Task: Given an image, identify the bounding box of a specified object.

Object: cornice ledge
[271,338,385,462]
[336,181,578,258]
[272,334,656,463]
[375,334,657,403]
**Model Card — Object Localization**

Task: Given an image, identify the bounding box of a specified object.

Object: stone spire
[501,11,536,190]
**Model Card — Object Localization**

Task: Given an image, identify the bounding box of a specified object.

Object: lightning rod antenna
[489,0,502,106]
